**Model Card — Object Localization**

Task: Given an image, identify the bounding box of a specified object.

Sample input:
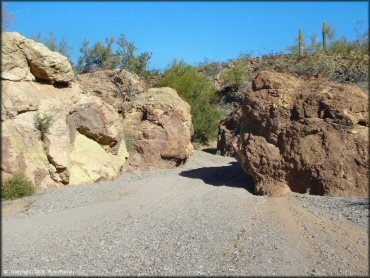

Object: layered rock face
[218,71,368,197]
[2,33,128,189]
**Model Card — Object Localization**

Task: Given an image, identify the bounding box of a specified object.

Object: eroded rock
[121,87,194,170]
[218,71,368,197]
[1,32,74,84]
[1,33,128,190]
[78,70,194,172]
[77,69,146,109]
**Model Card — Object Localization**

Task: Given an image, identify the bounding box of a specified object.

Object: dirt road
[2,151,369,276]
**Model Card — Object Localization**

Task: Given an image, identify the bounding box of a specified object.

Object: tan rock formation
[219,71,368,197]
[1,32,74,84]
[2,33,194,191]
[77,69,146,110]
[1,33,128,190]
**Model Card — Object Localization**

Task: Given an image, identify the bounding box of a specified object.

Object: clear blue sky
[5,1,369,70]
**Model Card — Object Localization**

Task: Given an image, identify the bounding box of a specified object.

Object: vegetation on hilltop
[260,21,368,91]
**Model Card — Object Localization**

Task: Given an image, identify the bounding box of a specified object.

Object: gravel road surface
[2,151,369,276]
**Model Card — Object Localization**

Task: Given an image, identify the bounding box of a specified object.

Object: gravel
[289,193,369,228]
[2,151,369,276]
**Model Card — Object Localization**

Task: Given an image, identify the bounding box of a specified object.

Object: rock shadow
[201,147,218,155]
[179,162,254,193]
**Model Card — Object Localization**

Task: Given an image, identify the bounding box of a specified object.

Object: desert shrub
[281,22,368,90]
[2,174,35,200]
[2,4,14,31]
[160,60,221,144]
[124,131,135,153]
[77,38,120,73]
[259,50,368,91]
[198,59,222,77]
[117,34,152,77]
[34,112,55,137]
[220,60,251,90]
[77,34,152,78]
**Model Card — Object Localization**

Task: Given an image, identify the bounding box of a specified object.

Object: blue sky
[5,1,369,70]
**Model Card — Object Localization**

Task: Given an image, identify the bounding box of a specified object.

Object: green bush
[34,112,55,137]
[160,60,221,144]
[77,34,152,78]
[77,38,120,73]
[198,59,222,77]
[220,60,250,90]
[124,131,135,153]
[117,34,152,77]
[2,174,35,200]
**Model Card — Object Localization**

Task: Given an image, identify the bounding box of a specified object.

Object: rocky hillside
[197,54,368,118]
[218,71,368,197]
[1,32,193,191]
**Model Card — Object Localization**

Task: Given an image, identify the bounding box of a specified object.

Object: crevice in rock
[357,119,367,127]
[160,154,187,167]
[286,170,324,195]
[76,127,118,148]
[39,136,70,185]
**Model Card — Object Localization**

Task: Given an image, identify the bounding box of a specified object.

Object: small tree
[299,28,305,56]
[117,34,152,76]
[309,33,322,53]
[2,4,14,31]
[77,38,120,73]
[45,31,57,52]
[160,60,221,144]
[322,21,335,51]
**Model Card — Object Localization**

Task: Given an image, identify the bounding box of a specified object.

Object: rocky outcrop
[78,70,194,171]
[1,33,128,190]
[120,87,194,171]
[2,80,129,189]
[1,32,74,84]
[217,108,242,157]
[77,69,146,110]
[2,33,194,190]
[219,71,368,197]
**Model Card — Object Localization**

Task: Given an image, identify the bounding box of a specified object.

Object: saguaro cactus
[322,22,329,50]
[299,28,305,56]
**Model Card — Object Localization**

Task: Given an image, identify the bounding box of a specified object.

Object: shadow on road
[201,147,218,155]
[179,162,254,193]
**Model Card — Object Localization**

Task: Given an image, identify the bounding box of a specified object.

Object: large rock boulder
[219,71,368,197]
[1,32,74,84]
[78,70,194,171]
[2,80,129,189]
[1,33,128,190]
[120,87,194,170]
